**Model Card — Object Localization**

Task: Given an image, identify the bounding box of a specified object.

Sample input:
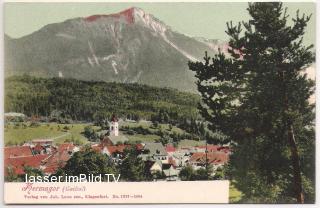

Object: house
[105,144,130,163]
[4,112,26,122]
[32,139,54,146]
[165,144,176,155]
[5,146,33,159]
[150,160,162,174]
[4,143,75,176]
[166,148,192,167]
[4,154,49,176]
[91,140,142,162]
[100,137,113,146]
[41,148,73,174]
[194,145,219,152]
[162,164,179,181]
[217,146,231,154]
[142,143,168,163]
[91,144,104,154]
[147,160,179,181]
[33,143,46,155]
[108,135,128,145]
[58,143,76,153]
[168,156,177,167]
[194,145,231,154]
[189,152,229,170]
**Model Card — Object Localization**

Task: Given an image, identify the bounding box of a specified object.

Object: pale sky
[4,2,316,46]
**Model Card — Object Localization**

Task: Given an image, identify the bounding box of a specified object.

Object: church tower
[109,115,119,136]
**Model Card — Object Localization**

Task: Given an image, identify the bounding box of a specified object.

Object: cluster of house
[5,118,230,181]
[4,139,78,177]
[5,138,230,181]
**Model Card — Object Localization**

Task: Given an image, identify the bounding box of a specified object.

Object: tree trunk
[287,124,304,203]
[280,70,304,203]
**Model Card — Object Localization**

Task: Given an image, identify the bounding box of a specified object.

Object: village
[4,113,230,182]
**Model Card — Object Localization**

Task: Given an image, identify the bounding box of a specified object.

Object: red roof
[4,154,49,176]
[136,143,144,151]
[196,145,231,154]
[91,145,103,153]
[106,144,130,155]
[100,137,113,146]
[217,146,231,154]
[111,114,119,122]
[92,143,143,154]
[190,152,229,165]
[33,143,45,152]
[58,143,74,152]
[5,146,33,159]
[42,151,71,174]
[196,145,219,152]
[165,144,176,153]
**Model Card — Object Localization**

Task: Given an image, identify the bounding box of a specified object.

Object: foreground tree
[189,2,314,203]
[58,146,117,181]
[119,147,149,181]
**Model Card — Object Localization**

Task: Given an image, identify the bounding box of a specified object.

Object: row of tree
[5,76,200,123]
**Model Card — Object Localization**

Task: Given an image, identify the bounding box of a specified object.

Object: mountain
[4,7,223,92]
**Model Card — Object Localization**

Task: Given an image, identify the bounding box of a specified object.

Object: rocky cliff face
[5,7,223,92]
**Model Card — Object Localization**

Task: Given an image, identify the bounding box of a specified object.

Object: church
[109,114,119,137]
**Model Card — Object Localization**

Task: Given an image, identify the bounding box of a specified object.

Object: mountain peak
[83,7,168,36]
[84,7,145,24]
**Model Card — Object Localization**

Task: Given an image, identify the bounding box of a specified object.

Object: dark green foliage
[227,3,314,203]
[152,170,165,180]
[58,146,117,181]
[83,126,98,141]
[155,135,170,146]
[5,167,22,182]
[5,166,45,182]
[179,165,214,181]
[119,147,150,181]
[93,112,110,130]
[189,2,315,203]
[213,167,225,180]
[179,165,194,181]
[50,110,71,123]
[5,76,199,122]
[194,168,211,180]
[188,49,241,137]
[22,166,45,182]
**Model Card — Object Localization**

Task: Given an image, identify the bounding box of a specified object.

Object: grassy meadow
[5,120,207,147]
[4,123,93,145]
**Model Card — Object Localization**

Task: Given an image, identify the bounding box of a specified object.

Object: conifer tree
[189,2,314,203]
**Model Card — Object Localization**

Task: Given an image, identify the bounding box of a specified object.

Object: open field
[121,120,184,134]
[4,123,95,145]
[125,134,160,143]
[178,139,206,147]
[121,120,204,146]
[5,120,207,147]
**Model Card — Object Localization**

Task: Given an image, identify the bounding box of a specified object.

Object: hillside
[5,76,200,122]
